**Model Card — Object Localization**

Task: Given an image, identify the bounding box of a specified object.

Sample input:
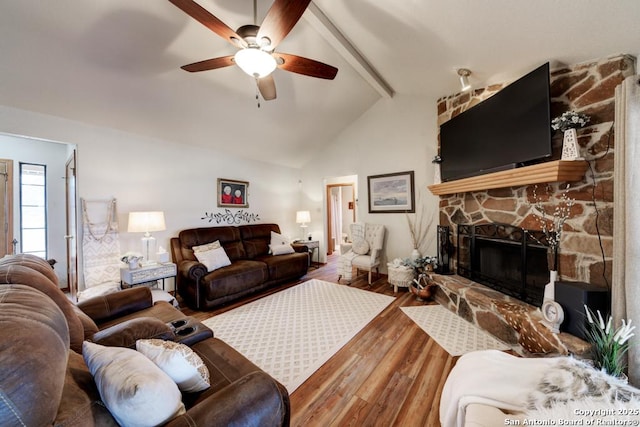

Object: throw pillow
[194,246,232,272]
[83,341,185,427]
[192,240,221,253]
[136,339,210,393]
[269,231,295,255]
[352,239,370,255]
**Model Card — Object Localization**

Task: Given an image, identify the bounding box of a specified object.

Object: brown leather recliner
[0,254,290,426]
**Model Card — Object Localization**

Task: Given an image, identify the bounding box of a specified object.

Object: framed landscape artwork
[367,171,415,213]
[217,178,249,208]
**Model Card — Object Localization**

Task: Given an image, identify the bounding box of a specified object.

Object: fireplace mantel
[428,160,589,196]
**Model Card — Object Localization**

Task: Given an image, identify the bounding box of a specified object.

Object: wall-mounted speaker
[554,281,610,340]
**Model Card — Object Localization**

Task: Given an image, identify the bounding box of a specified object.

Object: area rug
[401,305,510,356]
[202,279,395,392]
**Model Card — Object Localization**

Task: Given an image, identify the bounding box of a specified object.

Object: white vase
[433,163,441,184]
[410,248,421,260]
[543,270,558,301]
[561,128,580,160]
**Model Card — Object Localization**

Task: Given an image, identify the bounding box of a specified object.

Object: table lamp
[128,211,166,265]
[296,210,311,241]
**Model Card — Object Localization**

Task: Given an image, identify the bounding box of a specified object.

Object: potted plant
[583,305,635,379]
[551,110,590,160]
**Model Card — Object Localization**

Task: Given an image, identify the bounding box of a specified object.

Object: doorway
[0,133,78,289]
[326,183,356,255]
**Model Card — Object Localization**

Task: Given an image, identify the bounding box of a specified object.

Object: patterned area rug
[401,305,510,356]
[202,279,395,392]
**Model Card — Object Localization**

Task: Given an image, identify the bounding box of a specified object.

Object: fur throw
[526,357,640,416]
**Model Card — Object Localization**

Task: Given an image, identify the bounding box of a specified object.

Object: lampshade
[234,48,277,78]
[296,211,311,225]
[457,68,472,92]
[128,211,166,235]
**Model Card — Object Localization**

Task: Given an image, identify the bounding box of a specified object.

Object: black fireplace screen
[457,223,548,307]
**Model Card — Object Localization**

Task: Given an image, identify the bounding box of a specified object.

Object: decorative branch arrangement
[405,191,434,253]
[526,184,575,271]
[202,209,261,225]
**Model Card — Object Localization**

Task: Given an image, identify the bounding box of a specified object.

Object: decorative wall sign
[202,209,261,225]
[367,171,415,213]
[217,178,249,208]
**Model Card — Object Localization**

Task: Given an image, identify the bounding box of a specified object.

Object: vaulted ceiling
[1,1,638,167]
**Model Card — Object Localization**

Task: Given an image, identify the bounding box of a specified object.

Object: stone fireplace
[429,54,636,355]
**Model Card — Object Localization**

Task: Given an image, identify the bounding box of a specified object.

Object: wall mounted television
[439,62,552,182]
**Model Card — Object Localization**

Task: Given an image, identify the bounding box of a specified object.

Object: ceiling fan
[168,0,338,101]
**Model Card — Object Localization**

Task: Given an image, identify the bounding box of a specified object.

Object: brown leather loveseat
[0,254,290,426]
[171,223,309,310]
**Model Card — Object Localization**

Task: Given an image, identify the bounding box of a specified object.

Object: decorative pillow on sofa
[193,241,232,272]
[269,231,295,255]
[192,241,221,253]
[352,239,370,255]
[136,339,210,393]
[83,341,185,427]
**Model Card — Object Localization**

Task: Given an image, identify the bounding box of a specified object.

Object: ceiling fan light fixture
[457,68,472,92]
[234,48,277,78]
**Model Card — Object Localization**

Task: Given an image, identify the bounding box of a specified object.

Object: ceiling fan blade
[169,0,245,47]
[257,75,277,101]
[181,55,235,72]
[275,53,338,80]
[257,0,312,49]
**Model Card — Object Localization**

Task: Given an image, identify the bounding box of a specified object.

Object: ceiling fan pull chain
[255,79,261,108]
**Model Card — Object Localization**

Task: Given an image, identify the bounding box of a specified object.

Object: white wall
[0,134,70,286]
[300,94,441,269]
[0,106,302,291]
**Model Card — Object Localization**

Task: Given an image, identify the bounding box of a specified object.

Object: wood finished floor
[179,254,458,427]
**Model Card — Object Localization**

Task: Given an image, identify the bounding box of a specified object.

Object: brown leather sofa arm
[90,317,175,348]
[77,286,153,325]
[164,371,290,427]
[178,260,207,281]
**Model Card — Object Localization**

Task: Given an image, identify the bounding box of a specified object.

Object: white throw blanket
[440,350,640,427]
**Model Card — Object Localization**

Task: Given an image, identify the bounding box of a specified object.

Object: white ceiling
[1,1,638,168]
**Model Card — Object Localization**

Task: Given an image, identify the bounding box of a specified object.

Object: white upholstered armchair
[338,223,386,284]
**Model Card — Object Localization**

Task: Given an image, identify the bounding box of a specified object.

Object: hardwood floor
[180,254,458,427]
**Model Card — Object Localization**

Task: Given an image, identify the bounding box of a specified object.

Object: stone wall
[436,54,636,288]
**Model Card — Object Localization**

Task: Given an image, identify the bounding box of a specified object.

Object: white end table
[120,262,177,291]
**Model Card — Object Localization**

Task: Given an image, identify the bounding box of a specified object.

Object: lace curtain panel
[81,198,121,288]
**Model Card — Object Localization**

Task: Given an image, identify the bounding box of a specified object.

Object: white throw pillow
[194,246,232,272]
[269,231,295,255]
[83,341,185,427]
[270,243,295,255]
[192,240,221,253]
[136,339,210,393]
[352,239,370,255]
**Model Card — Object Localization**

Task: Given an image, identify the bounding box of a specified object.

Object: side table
[120,262,177,291]
[387,263,415,293]
[292,240,320,269]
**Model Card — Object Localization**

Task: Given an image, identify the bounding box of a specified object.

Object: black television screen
[439,62,552,182]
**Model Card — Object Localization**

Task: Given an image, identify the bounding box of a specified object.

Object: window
[20,163,46,258]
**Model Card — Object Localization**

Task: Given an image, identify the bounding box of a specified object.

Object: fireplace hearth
[457,223,549,307]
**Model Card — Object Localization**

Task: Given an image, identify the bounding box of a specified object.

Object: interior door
[0,159,13,257]
[65,152,78,300]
